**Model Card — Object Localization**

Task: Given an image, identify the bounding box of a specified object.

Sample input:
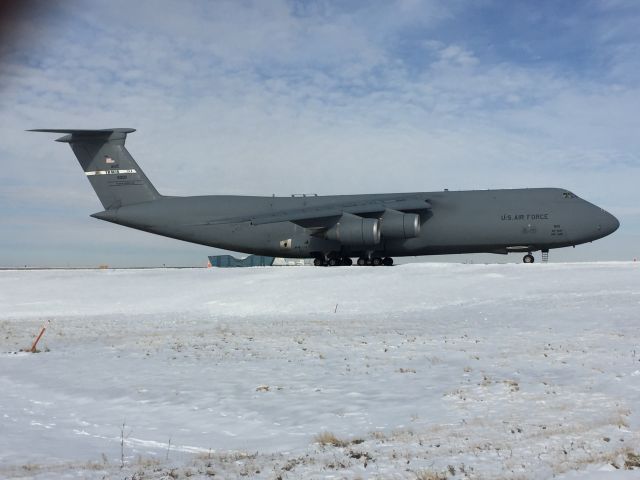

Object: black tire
[523,254,534,264]
[342,257,353,266]
[372,257,382,266]
[357,257,367,266]
[313,258,324,267]
[383,257,393,266]
[328,258,339,267]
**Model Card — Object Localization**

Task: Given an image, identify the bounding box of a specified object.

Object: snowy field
[1,262,640,479]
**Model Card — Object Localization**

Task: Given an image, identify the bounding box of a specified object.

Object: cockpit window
[562,192,577,199]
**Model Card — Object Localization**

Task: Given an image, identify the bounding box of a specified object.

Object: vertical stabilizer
[30,128,160,209]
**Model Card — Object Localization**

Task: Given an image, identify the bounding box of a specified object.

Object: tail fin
[30,128,161,209]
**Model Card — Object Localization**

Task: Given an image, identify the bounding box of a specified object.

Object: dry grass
[504,379,520,392]
[314,431,348,447]
[625,452,640,469]
[135,455,162,468]
[413,470,448,480]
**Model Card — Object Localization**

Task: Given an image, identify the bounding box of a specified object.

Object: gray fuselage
[94,188,619,259]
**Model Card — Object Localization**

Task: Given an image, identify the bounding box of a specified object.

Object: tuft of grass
[504,379,520,392]
[314,431,348,448]
[413,470,448,480]
[84,461,106,471]
[194,448,214,461]
[625,452,640,469]
[135,455,161,468]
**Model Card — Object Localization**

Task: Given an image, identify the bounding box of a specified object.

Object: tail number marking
[86,169,137,176]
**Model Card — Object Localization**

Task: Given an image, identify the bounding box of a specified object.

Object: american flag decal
[105,156,115,164]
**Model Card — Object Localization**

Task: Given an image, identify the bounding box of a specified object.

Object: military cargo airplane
[31,128,619,266]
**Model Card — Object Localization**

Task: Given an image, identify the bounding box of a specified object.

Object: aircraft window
[562,192,577,199]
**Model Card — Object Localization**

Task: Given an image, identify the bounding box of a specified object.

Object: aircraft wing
[201,196,431,227]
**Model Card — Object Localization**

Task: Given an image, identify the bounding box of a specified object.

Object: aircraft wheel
[342,257,353,266]
[383,257,394,266]
[313,257,324,267]
[357,257,367,266]
[328,258,339,267]
[372,257,382,266]
[523,254,535,264]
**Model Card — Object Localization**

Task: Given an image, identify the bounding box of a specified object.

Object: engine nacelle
[324,213,381,246]
[380,209,420,239]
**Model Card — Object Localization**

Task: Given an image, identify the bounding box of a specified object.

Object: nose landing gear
[522,249,549,264]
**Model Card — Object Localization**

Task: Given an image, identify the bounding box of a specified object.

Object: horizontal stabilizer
[29,128,136,143]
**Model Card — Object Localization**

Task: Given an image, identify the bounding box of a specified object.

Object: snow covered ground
[1,262,639,479]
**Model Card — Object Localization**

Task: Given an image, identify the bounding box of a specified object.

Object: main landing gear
[356,256,393,267]
[314,256,393,266]
[328,257,353,267]
[314,256,354,267]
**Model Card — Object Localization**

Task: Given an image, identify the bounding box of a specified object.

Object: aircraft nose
[598,210,620,236]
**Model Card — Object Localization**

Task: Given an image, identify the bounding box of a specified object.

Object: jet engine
[324,213,381,246]
[380,209,420,239]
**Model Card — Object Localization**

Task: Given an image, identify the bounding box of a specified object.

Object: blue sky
[1,0,639,266]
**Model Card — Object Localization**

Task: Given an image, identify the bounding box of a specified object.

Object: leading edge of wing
[195,197,432,227]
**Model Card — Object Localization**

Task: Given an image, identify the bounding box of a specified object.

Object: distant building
[208,255,275,268]
[207,255,311,267]
[271,257,310,266]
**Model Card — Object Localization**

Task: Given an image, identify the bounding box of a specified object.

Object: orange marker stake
[30,322,48,353]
